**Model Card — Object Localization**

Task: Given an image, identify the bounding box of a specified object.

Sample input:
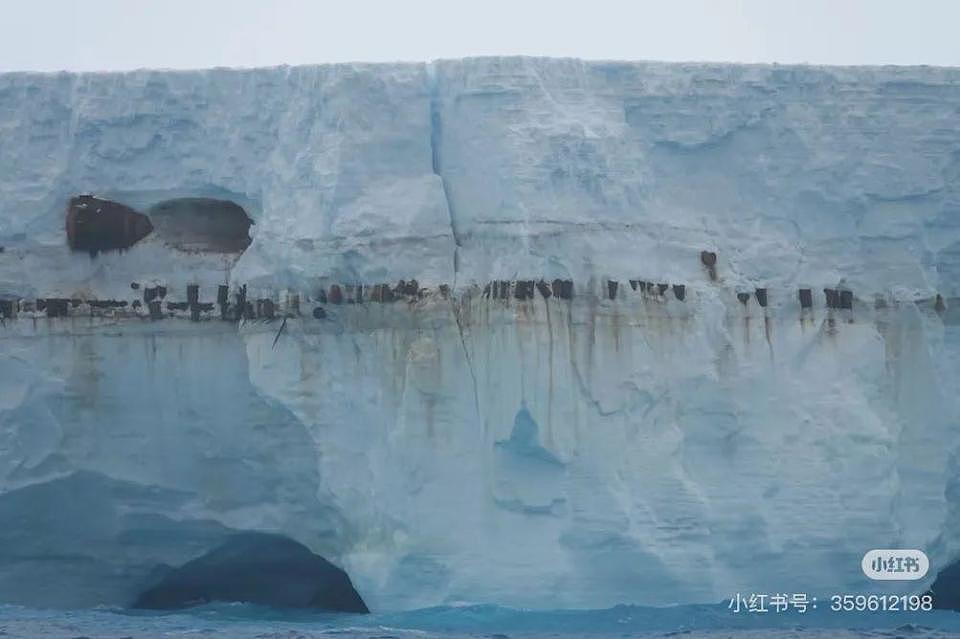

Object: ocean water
[2,603,960,639]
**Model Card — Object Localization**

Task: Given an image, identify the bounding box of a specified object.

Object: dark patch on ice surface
[607,280,618,300]
[329,285,343,304]
[43,298,69,318]
[132,533,368,613]
[397,279,420,298]
[552,279,573,300]
[186,284,202,321]
[514,280,535,301]
[839,289,853,310]
[536,279,552,298]
[257,299,275,319]
[700,251,717,280]
[371,283,395,302]
[824,288,839,309]
[754,288,767,307]
[217,284,230,319]
[88,300,127,309]
[235,285,253,320]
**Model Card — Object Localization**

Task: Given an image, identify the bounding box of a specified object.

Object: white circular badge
[862,549,929,581]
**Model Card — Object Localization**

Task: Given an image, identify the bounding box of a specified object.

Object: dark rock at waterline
[132,533,368,613]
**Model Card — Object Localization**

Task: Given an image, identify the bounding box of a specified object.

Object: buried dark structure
[133,533,368,612]
[66,195,154,254]
[66,195,254,255]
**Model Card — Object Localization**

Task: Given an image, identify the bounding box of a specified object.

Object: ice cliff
[0,57,959,610]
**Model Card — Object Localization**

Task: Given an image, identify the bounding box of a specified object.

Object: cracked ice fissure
[1,58,960,612]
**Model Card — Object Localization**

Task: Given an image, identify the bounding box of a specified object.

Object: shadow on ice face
[147,197,253,253]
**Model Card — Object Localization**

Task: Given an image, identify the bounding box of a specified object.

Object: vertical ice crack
[452,297,481,418]
[427,63,480,419]
[427,62,462,290]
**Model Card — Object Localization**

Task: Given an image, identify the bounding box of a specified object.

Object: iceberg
[0,57,958,610]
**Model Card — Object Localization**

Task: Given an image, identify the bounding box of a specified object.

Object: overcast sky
[3,0,959,72]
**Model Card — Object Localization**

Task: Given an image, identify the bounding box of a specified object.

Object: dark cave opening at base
[132,532,368,613]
